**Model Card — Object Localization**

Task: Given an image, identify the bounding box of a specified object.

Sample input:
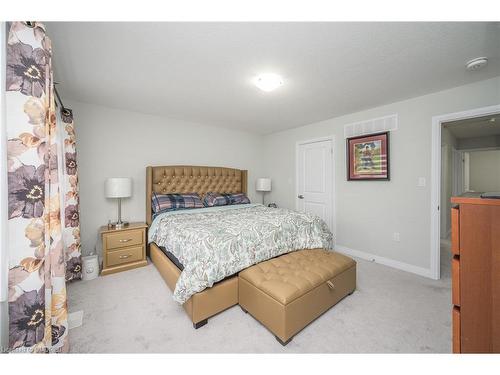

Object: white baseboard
[335,245,434,279]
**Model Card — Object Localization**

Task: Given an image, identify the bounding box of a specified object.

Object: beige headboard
[146,165,248,225]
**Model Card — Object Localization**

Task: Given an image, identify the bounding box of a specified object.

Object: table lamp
[256,178,272,205]
[105,177,132,229]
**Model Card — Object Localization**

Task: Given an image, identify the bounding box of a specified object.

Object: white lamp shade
[256,178,272,192]
[105,178,132,198]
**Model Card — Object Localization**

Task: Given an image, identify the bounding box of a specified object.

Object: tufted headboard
[146,165,248,225]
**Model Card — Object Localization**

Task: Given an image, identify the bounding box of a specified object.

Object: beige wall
[469,149,500,192]
[263,77,500,272]
[70,100,265,257]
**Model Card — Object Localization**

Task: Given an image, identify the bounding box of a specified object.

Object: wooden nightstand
[100,222,148,275]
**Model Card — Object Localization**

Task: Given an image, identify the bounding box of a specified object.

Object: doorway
[431,105,500,280]
[296,137,335,233]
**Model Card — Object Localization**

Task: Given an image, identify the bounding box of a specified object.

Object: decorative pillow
[228,193,251,205]
[152,192,204,214]
[203,192,251,207]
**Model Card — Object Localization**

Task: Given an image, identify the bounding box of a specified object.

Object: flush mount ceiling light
[465,57,488,71]
[254,73,284,92]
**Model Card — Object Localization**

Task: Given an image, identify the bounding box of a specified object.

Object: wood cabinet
[451,195,500,353]
[100,222,148,275]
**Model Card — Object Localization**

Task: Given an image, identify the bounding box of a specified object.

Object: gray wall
[70,100,265,257]
[458,135,500,150]
[440,128,457,238]
[263,77,500,272]
[469,149,500,191]
[71,77,499,276]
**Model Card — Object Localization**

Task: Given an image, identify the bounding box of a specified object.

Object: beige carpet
[67,244,452,353]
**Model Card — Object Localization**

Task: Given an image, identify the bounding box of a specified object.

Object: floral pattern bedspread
[149,204,333,303]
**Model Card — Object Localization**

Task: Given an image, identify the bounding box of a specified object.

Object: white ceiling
[46,22,500,135]
[445,113,500,139]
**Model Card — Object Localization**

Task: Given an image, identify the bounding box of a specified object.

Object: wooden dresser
[100,222,148,275]
[451,194,500,353]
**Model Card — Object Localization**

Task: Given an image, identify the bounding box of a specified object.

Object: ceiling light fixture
[254,73,283,92]
[465,57,488,71]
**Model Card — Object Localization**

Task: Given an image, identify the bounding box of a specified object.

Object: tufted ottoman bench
[238,249,356,345]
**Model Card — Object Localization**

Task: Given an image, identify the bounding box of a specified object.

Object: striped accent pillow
[152,193,204,214]
[203,192,250,207]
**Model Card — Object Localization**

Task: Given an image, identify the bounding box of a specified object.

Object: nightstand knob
[119,238,132,243]
[119,254,132,259]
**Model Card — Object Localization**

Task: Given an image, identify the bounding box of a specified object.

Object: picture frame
[347,131,390,181]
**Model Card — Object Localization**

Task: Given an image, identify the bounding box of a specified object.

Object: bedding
[148,204,333,304]
[151,192,203,214]
[203,192,251,207]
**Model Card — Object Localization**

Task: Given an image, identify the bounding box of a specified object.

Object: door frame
[295,136,336,242]
[430,104,500,280]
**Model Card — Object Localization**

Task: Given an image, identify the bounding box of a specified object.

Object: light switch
[393,232,401,242]
[417,177,426,187]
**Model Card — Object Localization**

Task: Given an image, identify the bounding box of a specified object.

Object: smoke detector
[466,57,488,71]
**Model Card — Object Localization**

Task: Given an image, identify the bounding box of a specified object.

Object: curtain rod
[54,84,68,113]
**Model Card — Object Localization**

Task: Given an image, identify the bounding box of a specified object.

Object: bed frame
[146,165,248,328]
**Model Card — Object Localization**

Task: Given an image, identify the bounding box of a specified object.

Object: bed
[146,165,332,328]
[146,165,248,328]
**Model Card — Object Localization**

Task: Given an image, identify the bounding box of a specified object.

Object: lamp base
[109,221,129,230]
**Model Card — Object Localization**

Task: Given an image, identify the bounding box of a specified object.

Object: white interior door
[297,139,334,231]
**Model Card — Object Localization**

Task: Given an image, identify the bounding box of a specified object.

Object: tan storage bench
[238,249,356,345]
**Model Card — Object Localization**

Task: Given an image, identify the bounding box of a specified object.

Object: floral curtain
[5,21,81,353]
[58,108,82,282]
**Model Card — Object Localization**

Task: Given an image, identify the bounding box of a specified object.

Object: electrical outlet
[393,232,401,242]
[417,177,426,187]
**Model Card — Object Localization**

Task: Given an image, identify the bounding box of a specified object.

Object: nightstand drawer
[107,245,144,266]
[104,229,144,250]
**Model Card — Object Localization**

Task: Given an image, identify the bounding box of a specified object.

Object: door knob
[298,195,304,199]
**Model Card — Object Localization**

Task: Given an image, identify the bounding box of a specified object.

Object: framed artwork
[347,131,390,181]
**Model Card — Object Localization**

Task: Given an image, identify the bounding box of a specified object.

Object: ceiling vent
[344,114,398,139]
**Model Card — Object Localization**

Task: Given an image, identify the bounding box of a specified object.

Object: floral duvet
[148,204,333,304]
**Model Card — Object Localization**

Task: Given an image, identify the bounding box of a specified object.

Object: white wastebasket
[82,255,99,281]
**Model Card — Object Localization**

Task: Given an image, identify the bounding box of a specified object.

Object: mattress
[158,245,184,270]
[149,203,333,303]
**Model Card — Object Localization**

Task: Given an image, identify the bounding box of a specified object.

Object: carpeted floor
[67,243,452,353]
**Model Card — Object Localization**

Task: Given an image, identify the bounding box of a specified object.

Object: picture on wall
[347,131,390,180]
